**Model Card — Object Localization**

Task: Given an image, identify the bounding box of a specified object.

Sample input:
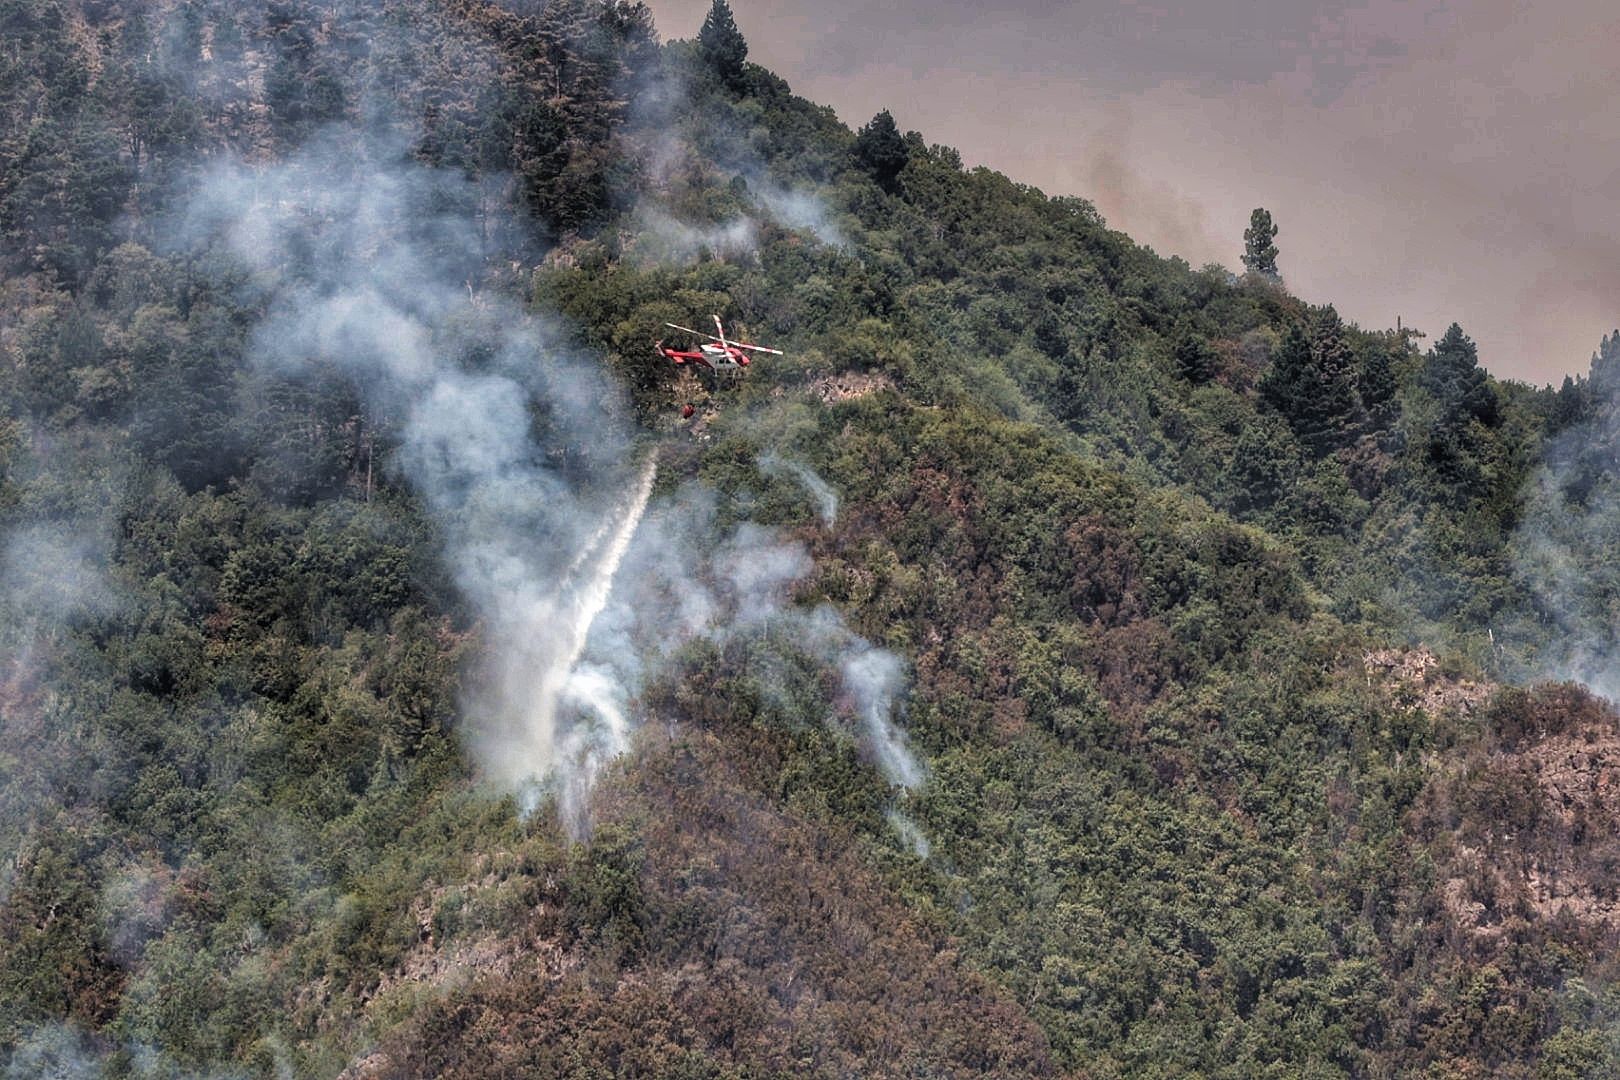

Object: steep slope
[3,2,1620,1078]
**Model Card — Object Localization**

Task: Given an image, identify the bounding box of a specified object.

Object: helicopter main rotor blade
[662,322,783,355]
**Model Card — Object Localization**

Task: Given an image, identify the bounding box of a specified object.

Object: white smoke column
[840,644,922,790]
[559,457,660,710]
[591,495,929,803]
[795,605,926,793]
[758,452,840,526]
[180,139,660,828]
[886,809,932,860]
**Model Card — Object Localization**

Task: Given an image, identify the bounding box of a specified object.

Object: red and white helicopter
[655,315,782,374]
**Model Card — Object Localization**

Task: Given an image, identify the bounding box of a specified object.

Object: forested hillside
[4,1,1620,1077]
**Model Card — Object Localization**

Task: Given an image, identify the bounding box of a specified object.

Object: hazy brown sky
[648,0,1618,384]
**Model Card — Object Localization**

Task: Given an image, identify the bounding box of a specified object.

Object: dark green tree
[1422,323,1497,427]
[264,2,346,140]
[601,0,660,78]
[854,108,909,193]
[1354,337,1400,420]
[1590,328,1620,398]
[1033,312,1067,359]
[1416,324,1500,497]
[697,0,748,89]
[1225,417,1297,515]
[1173,332,1216,384]
[1242,207,1279,280]
[1258,308,1357,451]
[1548,373,1587,434]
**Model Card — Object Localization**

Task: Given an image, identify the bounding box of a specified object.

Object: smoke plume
[621,57,848,264]
[1511,365,1620,699]
[759,451,840,526]
[176,131,921,835]
[176,134,661,823]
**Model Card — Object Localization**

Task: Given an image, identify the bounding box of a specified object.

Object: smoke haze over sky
[649,0,1617,383]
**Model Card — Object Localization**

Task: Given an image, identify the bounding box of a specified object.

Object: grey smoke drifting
[751,181,848,250]
[625,180,845,265]
[1511,380,1620,700]
[1,522,116,629]
[571,494,925,798]
[4,1021,258,1080]
[622,59,848,265]
[0,435,127,907]
[628,206,760,264]
[758,451,840,526]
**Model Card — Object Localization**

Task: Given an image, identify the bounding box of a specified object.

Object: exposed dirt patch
[811,371,895,404]
[1363,646,1493,716]
[1416,685,1620,946]
[1518,727,1620,926]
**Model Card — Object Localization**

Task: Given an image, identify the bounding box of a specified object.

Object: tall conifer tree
[1242,207,1280,280]
[1423,323,1497,426]
[854,108,909,193]
[697,0,748,89]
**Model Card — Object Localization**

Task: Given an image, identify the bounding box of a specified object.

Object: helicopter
[655,315,782,374]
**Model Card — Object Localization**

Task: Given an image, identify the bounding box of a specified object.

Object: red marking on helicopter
[655,315,782,374]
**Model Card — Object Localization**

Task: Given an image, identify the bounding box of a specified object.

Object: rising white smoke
[0,434,128,907]
[750,180,848,251]
[517,455,658,830]
[627,206,760,265]
[621,56,848,264]
[1511,374,1620,699]
[625,186,845,266]
[758,451,840,526]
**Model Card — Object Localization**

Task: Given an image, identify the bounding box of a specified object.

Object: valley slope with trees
[4,1,1620,1077]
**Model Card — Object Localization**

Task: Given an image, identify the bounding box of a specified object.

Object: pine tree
[1423,323,1497,426]
[854,108,908,193]
[1550,373,1587,432]
[601,1,659,78]
[1259,309,1357,452]
[1355,340,1399,419]
[697,0,748,89]
[1242,207,1279,280]
[1226,417,1297,515]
